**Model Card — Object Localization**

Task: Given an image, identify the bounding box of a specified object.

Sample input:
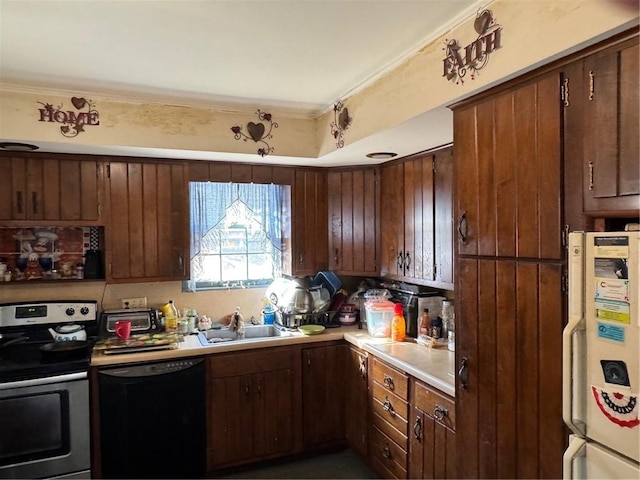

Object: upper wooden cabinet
[105,160,189,282]
[327,168,379,275]
[0,155,104,224]
[563,35,639,214]
[287,169,328,276]
[454,73,563,261]
[380,147,454,289]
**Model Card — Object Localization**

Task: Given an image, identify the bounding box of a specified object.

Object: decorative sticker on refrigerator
[591,386,639,428]
[593,236,631,326]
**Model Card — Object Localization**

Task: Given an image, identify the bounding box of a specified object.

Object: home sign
[37,96,100,138]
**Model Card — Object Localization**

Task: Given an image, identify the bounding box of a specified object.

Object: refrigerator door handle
[563,232,587,436]
[563,435,586,480]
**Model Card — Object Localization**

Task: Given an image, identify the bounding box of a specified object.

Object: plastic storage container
[364,300,395,338]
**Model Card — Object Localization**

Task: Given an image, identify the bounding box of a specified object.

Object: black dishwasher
[97,358,206,479]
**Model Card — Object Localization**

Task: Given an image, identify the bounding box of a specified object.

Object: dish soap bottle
[391,303,406,342]
[419,308,430,336]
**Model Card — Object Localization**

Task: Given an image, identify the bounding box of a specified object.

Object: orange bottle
[391,303,406,342]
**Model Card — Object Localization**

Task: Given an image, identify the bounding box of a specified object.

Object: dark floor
[214,448,378,479]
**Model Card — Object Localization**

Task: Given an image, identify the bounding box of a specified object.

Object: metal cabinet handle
[307,351,311,367]
[256,381,262,398]
[359,357,367,379]
[459,357,469,390]
[458,211,468,245]
[404,251,411,269]
[588,162,594,191]
[382,446,392,459]
[244,381,250,396]
[413,416,422,439]
[383,396,396,416]
[383,374,394,390]
[588,70,595,101]
[434,405,449,422]
[396,251,404,269]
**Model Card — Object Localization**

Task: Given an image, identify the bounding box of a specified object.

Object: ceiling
[0,0,482,166]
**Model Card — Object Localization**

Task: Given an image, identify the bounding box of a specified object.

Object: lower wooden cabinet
[206,348,296,469]
[408,379,456,479]
[345,345,369,458]
[301,343,347,448]
[369,357,409,479]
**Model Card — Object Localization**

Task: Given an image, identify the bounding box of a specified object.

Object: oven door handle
[0,371,87,390]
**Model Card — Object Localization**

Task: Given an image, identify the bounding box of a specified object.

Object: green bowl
[298,325,325,335]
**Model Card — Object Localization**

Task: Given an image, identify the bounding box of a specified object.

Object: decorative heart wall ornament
[330,101,351,149]
[71,97,87,109]
[247,122,265,142]
[474,9,492,35]
[230,110,278,157]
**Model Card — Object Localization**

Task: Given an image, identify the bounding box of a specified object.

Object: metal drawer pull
[383,396,395,416]
[434,405,449,422]
[383,374,394,390]
[413,416,422,439]
[382,446,391,459]
[458,211,468,245]
[359,357,367,378]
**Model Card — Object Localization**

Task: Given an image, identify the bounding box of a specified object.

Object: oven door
[0,373,90,479]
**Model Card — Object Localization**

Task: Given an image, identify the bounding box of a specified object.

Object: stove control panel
[0,301,98,328]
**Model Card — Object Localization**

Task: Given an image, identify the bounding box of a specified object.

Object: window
[185,182,285,291]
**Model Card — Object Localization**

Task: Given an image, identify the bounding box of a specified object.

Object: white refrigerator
[563,231,640,479]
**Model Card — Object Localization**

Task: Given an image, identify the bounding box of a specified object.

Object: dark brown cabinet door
[106,161,189,281]
[408,408,456,479]
[302,344,346,449]
[581,37,639,213]
[289,169,328,276]
[207,348,296,470]
[455,258,564,479]
[380,162,404,277]
[380,148,453,288]
[345,346,368,458]
[454,73,563,261]
[0,155,103,223]
[327,168,379,275]
[453,70,565,479]
[434,149,454,287]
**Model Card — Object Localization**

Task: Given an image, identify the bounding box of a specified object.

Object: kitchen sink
[198,324,290,345]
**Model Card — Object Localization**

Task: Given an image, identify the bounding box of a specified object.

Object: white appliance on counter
[563,231,640,478]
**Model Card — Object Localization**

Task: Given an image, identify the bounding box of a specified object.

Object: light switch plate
[122,297,147,309]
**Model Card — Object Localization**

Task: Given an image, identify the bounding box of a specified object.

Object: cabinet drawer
[372,410,407,449]
[412,379,456,431]
[372,382,408,427]
[372,357,408,401]
[370,425,407,479]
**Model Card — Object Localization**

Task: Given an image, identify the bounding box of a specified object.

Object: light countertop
[91,325,456,397]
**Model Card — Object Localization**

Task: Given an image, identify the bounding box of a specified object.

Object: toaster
[99,308,161,336]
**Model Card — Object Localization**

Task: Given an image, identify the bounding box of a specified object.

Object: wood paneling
[107,160,188,281]
[327,168,379,275]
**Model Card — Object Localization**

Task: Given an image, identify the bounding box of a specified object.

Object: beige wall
[1,0,637,161]
[0,280,267,322]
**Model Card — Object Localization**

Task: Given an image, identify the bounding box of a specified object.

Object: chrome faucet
[228,306,245,339]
